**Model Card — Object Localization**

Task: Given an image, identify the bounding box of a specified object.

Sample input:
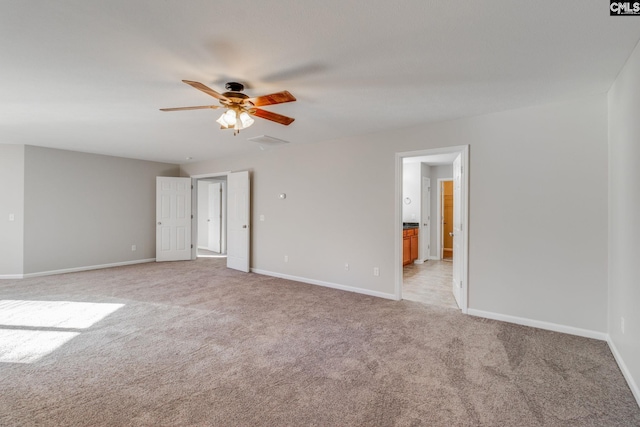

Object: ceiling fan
[160,80,296,135]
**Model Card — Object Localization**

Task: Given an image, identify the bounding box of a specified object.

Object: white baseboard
[469,308,639,408]
[251,268,396,301]
[467,308,608,341]
[0,274,25,280]
[607,336,640,408]
[18,258,156,279]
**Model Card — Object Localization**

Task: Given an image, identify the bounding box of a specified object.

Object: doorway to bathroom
[396,145,468,312]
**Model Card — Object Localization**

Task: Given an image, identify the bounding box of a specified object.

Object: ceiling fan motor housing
[220,82,250,106]
[225,82,245,92]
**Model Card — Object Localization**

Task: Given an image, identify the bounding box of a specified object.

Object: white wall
[0,144,25,277]
[466,95,608,333]
[402,162,421,222]
[183,137,396,296]
[23,146,179,274]
[608,40,640,402]
[181,93,609,334]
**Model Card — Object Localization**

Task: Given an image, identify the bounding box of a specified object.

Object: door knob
[157,222,162,225]
[449,232,454,237]
[242,225,247,229]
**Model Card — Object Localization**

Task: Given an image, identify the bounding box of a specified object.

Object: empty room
[1,1,640,426]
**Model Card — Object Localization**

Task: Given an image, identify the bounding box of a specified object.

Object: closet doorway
[196,177,227,258]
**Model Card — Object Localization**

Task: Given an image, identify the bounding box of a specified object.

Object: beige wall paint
[0,144,25,276]
[608,39,640,402]
[181,93,609,334]
[23,146,179,274]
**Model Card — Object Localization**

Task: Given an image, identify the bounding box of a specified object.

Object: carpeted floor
[0,258,638,426]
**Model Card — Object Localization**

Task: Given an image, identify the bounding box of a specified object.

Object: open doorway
[196,177,227,258]
[190,171,251,273]
[439,179,454,260]
[395,146,469,312]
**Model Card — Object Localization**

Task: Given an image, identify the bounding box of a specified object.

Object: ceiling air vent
[247,135,290,150]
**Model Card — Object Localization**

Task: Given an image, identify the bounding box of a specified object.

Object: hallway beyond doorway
[403,260,457,309]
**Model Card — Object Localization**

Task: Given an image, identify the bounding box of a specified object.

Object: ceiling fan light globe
[224,109,237,126]
[239,112,255,128]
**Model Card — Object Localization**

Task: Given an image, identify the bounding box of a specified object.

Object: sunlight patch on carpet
[0,330,80,363]
[0,300,125,363]
[0,300,124,328]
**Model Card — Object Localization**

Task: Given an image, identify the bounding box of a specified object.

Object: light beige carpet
[0,258,638,426]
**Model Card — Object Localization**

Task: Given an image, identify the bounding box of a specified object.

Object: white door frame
[190,171,231,260]
[417,176,430,263]
[197,181,211,251]
[437,178,453,261]
[451,153,463,308]
[207,181,222,253]
[394,145,469,313]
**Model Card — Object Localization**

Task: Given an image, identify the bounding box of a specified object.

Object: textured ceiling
[1,1,639,164]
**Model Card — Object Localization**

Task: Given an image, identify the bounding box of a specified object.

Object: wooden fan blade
[252,108,295,126]
[247,91,296,107]
[160,105,222,112]
[182,80,229,101]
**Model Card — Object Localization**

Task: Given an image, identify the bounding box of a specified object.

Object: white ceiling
[1,1,639,164]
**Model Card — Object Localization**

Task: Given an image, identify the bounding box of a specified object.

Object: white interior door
[421,177,431,261]
[226,171,250,272]
[156,177,192,262]
[208,182,222,253]
[452,154,462,307]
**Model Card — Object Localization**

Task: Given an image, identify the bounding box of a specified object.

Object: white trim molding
[469,308,640,407]
[19,258,156,279]
[0,274,25,280]
[607,337,640,407]
[467,308,608,341]
[251,268,396,301]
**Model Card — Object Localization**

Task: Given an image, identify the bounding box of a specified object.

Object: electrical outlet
[260,214,265,222]
[8,214,14,221]
[131,245,136,251]
[345,263,349,271]
[621,317,625,334]
[373,267,380,276]
[284,255,288,263]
